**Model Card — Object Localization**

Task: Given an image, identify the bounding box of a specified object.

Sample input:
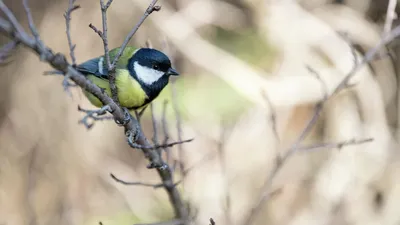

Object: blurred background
[1,0,400,225]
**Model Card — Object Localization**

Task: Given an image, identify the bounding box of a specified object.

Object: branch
[110,173,181,189]
[110,0,161,68]
[294,138,374,152]
[384,0,398,35]
[0,1,189,222]
[240,25,400,222]
[64,0,80,66]
[0,40,18,64]
[332,25,400,95]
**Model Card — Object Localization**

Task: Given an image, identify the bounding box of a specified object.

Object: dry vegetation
[1,0,400,225]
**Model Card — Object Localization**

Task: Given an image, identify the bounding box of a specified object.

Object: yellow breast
[83,69,148,109]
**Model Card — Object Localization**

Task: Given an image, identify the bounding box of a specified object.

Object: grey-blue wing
[76,57,109,79]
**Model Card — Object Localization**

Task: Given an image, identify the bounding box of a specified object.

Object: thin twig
[110,173,181,189]
[333,25,400,95]
[110,0,161,68]
[89,23,103,38]
[0,0,188,222]
[261,91,280,143]
[150,103,160,147]
[295,138,374,152]
[162,100,172,166]
[0,40,18,63]
[128,136,194,151]
[64,0,80,66]
[0,0,25,35]
[171,80,185,176]
[217,125,232,225]
[77,105,112,129]
[242,25,400,225]
[22,0,40,41]
[384,0,398,35]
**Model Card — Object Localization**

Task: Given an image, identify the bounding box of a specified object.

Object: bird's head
[128,48,179,86]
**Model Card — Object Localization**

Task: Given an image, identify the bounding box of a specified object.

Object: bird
[75,47,179,112]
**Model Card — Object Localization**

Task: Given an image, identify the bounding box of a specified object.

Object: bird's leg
[114,107,131,126]
[134,105,149,123]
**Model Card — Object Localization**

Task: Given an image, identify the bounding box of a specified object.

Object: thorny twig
[0,1,190,222]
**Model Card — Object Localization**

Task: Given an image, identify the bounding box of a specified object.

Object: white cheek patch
[98,56,104,74]
[134,61,165,85]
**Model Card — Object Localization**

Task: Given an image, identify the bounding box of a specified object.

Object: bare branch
[64,0,80,66]
[150,103,160,147]
[162,100,172,165]
[261,91,279,143]
[0,0,189,222]
[110,0,160,68]
[127,134,194,151]
[295,138,373,152]
[77,105,113,129]
[333,25,400,95]
[0,40,18,64]
[384,0,398,35]
[241,25,400,225]
[22,0,40,42]
[0,0,25,35]
[88,23,103,38]
[110,173,181,189]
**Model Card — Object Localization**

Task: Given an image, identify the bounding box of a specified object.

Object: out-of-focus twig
[295,138,374,152]
[333,25,400,95]
[241,25,400,222]
[209,218,215,225]
[162,100,172,165]
[0,40,18,64]
[384,0,398,35]
[64,0,80,66]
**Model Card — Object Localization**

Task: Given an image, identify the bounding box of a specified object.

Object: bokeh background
[1,0,400,225]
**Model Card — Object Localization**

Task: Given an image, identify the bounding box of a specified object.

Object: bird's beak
[167,67,179,76]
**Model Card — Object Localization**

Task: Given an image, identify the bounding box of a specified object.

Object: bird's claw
[115,107,131,126]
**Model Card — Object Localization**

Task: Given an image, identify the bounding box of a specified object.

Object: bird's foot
[115,107,131,126]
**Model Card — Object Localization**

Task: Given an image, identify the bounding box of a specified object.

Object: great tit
[75,47,179,110]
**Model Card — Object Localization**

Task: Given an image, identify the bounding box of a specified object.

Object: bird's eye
[152,64,159,70]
